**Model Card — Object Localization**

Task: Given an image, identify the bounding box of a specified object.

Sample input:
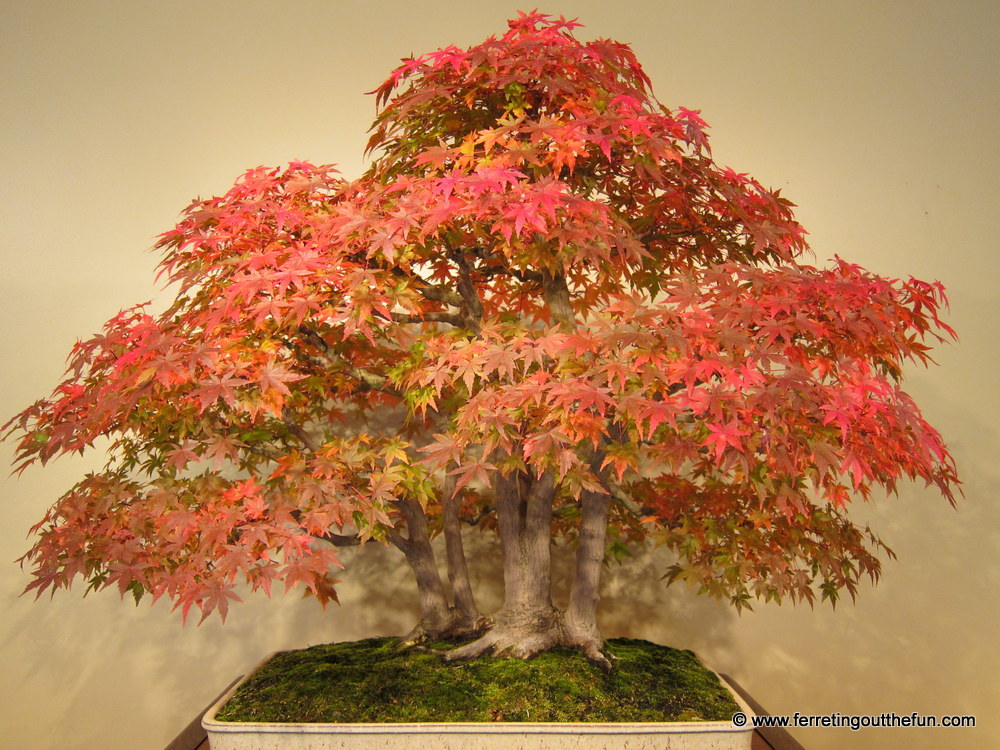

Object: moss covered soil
[215,637,740,724]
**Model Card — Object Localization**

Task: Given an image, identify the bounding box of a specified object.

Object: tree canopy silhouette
[5,12,958,666]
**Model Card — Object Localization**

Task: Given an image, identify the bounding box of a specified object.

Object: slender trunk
[391,498,452,641]
[441,478,480,629]
[565,488,612,663]
[493,471,522,609]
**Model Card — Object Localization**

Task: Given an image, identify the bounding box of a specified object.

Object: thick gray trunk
[447,471,562,659]
[505,470,555,612]
[445,471,610,667]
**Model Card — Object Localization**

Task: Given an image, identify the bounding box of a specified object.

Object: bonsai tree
[4,12,958,668]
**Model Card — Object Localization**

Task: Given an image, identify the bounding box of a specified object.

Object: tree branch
[319,531,364,546]
[463,505,494,527]
[297,325,333,357]
[637,229,701,244]
[385,527,412,555]
[281,408,320,453]
[291,512,366,547]
[395,312,469,328]
[508,266,544,283]
[471,249,544,283]
[343,366,397,393]
[451,248,484,333]
[390,268,465,307]
[293,324,401,396]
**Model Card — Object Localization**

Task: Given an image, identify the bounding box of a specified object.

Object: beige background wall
[2,2,997,748]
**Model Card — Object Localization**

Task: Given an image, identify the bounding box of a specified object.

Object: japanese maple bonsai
[5,12,958,672]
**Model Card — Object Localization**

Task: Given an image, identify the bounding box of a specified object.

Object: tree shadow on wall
[779,378,1000,712]
[597,545,739,661]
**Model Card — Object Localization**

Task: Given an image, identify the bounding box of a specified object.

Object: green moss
[215,637,740,723]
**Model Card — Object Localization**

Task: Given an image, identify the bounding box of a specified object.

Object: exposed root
[576,640,614,673]
[564,622,615,672]
[402,605,613,670]
[398,622,437,647]
[448,614,491,640]
[439,614,613,670]
[399,612,490,647]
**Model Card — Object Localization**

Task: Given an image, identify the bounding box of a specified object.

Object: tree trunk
[564,487,612,665]
[390,498,453,642]
[441,477,481,632]
[400,267,615,666]
[444,470,611,664]
[492,471,565,655]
